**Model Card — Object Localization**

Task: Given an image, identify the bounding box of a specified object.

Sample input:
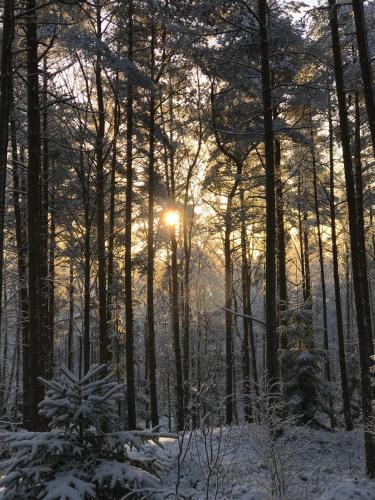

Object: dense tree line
[0,0,375,479]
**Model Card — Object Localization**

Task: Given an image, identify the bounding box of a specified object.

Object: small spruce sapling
[0,364,169,499]
[279,305,330,427]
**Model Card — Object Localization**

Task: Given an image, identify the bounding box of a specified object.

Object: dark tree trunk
[95,2,109,365]
[147,24,159,429]
[275,139,288,348]
[328,0,375,476]
[47,178,55,377]
[0,0,14,345]
[328,105,352,431]
[10,117,29,428]
[258,0,278,387]
[125,0,136,429]
[352,0,375,156]
[240,189,252,422]
[41,56,51,377]
[67,259,74,371]
[224,215,233,425]
[83,164,92,375]
[170,227,184,431]
[311,131,335,426]
[107,73,119,340]
[26,0,45,431]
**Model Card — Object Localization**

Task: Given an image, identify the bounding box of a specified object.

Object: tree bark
[10,117,30,428]
[147,23,159,428]
[240,189,252,422]
[258,0,278,387]
[0,0,14,347]
[95,2,109,365]
[328,105,352,431]
[26,0,45,431]
[328,0,375,475]
[125,0,136,429]
[67,258,74,371]
[311,129,334,426]
[351,0,375,156]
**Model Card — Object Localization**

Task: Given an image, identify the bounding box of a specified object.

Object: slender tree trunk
[170,226,184,431]
[41,56,50,377]
[182,203,193,418]
[311,130,335,426]
[26,0,45,431]
[125,0,136,429]
[107,75,119,343]
[247,255,259,394]
[240,190,252,422]
[95,2,109,365]
[258,0,278,386]
[67,259,74,371]
[10,118,30,427]
[328,105,352,430]
[224,215,233,425]
[328,0,375,475]
[147,24,159,429]
[47,178,55,376]
[83,173,91,374]
[351,0,375,156]
[0,0,14,346]
[297,182,306,303]
[275,139,288,348]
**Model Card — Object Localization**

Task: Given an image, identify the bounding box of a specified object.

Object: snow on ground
[143,425,375,499]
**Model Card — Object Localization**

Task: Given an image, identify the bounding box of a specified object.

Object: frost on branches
[0,364,169,499]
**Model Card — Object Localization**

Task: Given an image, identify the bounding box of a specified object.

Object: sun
[164,210,179,226]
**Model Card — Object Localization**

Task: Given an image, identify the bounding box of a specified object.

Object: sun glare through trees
[0,0,375,498]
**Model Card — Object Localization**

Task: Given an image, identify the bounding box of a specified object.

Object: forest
[0,0,375,498]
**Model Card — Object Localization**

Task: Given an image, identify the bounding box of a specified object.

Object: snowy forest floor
[142,425,375,499]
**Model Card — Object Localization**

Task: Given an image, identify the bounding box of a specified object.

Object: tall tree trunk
[275,139,288,348]
[351,0,375,156]
[311,129,334,426]
[83,162,92,374]
[10,117,30,428]
[170,225,184,431]
[26,0,45,431]
[95,2,109,365]
[125,0,136,429]
[107,74,119,340]
[224,213,233,425]
[0,0,14,346]
[247,254,259,393]
[48,177,55,376]
[328,105,352,431]
[258,0,278,386]
[166,89,184,431]
[240,189,252,422]
[41,56,51,377]
[328,0,375,475]
[147,23,159,428]
[67,258,74,371]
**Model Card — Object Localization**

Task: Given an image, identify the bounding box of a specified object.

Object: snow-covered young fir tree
[0,364,170,499]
